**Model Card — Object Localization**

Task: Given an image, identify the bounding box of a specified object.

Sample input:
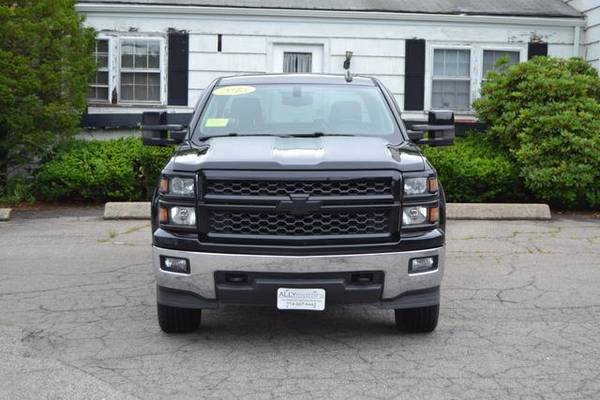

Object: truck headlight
[404,176,438,195]
[402,206,439,225]
[402,206,428,225]
[170,206,196,226]
[159,176,195,197]
[160,206,196,226]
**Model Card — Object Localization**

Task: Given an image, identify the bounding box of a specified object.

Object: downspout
[573,25,581,58]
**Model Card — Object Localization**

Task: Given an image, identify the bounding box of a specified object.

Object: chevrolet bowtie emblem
[276,194,322,215]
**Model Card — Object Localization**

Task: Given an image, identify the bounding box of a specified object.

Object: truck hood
[165,136,426,172]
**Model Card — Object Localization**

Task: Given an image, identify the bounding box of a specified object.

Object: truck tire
[157,304,201,333]
[394,305,439,333]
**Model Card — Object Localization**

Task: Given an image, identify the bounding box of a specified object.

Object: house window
[431,49,471,111]
[482,50,520,76]
[283,52,313,73]
[88,39,110,102]
[120,39,161,102]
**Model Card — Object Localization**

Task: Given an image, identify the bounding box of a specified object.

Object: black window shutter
[404,39,426,111]
[528,42,548,59]
[168,31,189,106]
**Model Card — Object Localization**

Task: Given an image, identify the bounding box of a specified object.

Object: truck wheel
[394,305,439,333]
[157,304,201,333]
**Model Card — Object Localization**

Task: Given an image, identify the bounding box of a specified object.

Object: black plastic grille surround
[206,179,392,197]
[209,210,390,236]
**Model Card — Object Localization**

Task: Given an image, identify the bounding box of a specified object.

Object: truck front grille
[199,171,401,247]
[209,210,390,236]
[206,179,392,197]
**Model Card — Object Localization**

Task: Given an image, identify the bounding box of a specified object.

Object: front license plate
[277,288,326,311]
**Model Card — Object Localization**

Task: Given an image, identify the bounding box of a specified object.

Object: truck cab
[143,74,454,334]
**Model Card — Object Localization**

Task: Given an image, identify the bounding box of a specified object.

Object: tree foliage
[0,0,96,189]
[473,57,600,209]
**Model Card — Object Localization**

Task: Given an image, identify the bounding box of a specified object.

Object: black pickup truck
[142,74,454,334]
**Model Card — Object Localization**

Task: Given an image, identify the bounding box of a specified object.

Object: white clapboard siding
[584,6,600,65]
[81,8,585,113]
[221,35,267,54]
[329,55,405,76]
[564,0,600,67]
[330,38,405,57]
[189,89,203,106]
[189,53,267,72]
[587,41,600,63]
[189,34,218,52]
[549,43,578,57]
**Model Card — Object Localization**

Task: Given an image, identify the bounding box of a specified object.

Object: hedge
[423,134,525,203]
[35,137,173,202]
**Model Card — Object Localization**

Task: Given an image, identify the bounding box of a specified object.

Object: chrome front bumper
[153,246,445,306]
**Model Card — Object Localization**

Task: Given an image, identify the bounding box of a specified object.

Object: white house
[564,0,600,69]
[76,0,588,133]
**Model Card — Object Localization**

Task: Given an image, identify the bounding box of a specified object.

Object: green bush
[473,57,600,209]
[0,177,36,205]
[423,134,524,203]
[35,138,173,202]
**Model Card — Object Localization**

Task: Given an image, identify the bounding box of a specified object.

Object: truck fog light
[402,206,427,225]
[161,256,190,274]
[170,206,196,226]
[409,256,438,274]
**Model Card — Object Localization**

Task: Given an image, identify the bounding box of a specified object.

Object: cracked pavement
[0,209,599,399]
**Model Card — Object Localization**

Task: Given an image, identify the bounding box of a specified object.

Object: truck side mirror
[408,110,455,147]
[141,111,188,146]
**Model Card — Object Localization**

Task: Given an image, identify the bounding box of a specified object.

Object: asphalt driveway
[0,209,599,400]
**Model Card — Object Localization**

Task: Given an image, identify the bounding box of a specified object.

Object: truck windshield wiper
[199,133,274,141]
[199,132,357,141]
[286,132,356,138]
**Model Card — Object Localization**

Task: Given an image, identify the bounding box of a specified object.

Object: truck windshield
[195,84,398,138]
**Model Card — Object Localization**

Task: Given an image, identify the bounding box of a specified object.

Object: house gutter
[75,3,586,27]
[573,25,582,57]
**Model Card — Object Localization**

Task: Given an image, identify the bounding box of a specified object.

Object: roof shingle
[78,0,582,18]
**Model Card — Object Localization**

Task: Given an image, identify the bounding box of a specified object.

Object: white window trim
[266,38,329,73]
[425,43,527,114]
[89,34,168,106]
[117,36,167,105]
[425,44,474,113]
[89,35,113,104]
[477,45,527,93]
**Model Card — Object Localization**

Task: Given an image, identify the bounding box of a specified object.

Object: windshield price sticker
[213,85,256,96]
[205,118,229,128]
[277,288,326,311]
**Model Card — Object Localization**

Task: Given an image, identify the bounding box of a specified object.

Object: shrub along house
[76,0,586,136]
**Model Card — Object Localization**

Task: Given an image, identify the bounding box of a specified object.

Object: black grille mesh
[209,210,390,236]
[206,180,392,197]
